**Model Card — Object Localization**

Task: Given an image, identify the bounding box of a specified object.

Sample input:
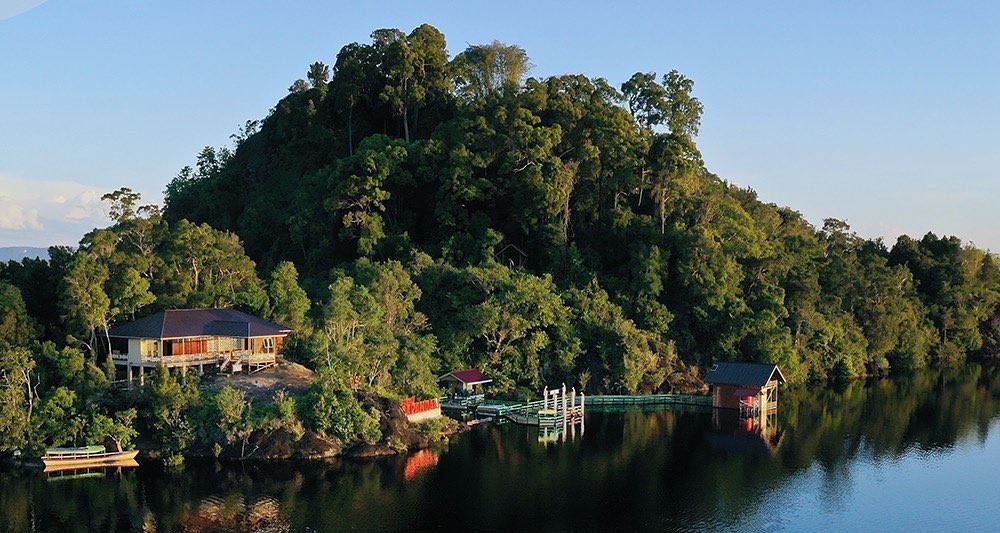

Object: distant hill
[0,247,49,262]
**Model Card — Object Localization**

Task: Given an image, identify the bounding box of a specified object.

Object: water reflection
[403,449,438,480]
[0,365,997,532]
[43,460,140,478]
[707,410,784,454]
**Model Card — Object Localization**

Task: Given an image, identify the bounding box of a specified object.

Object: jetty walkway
[457,393,712,427]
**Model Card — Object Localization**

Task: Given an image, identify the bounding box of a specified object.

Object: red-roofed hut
[437,369,492,395]
[705,362,785,414]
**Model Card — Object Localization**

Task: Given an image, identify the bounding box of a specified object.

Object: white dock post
[543,387,549,410]
[562,383,567,417]
[571,387,576,412]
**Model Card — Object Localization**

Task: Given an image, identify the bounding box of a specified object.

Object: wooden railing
[133,350,278,365]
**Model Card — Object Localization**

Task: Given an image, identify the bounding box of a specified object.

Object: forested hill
[160,24,998,385]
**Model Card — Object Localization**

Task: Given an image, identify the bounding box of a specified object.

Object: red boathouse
[705,362,785,414]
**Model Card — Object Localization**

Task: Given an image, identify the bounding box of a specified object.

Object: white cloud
[0,0,48,21]
[62,189,105,222]
[0,194,42,230]
[0,173,111,245]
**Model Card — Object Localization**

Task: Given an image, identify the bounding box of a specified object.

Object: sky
[1,1,998,250]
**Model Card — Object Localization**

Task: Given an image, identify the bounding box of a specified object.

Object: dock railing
[475,393,711,426]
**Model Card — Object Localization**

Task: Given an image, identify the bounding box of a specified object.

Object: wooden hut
[437,369,492,395]
[705,362,785,414]
[495,244,528,269]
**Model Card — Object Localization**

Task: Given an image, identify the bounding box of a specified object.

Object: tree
[451,41,531,99]
[33,386,81,447]
[268,261,311,334]
[307,61,330,89]
[0,282,38,348]
[621,72,667,128]
[146,368,198,462]
[303,368,381,444]
[87,408,138,451]
[214,386,258,459]
[661,69,703,138]
[61,253,111,360]
[0,346,36,452]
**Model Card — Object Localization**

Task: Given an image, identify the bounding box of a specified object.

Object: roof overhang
[437,371,492,385]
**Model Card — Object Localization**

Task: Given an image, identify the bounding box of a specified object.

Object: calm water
[3,366,1000,533]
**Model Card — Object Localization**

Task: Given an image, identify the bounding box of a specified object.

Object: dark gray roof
[107,309,290,339]
[705,362,785,386]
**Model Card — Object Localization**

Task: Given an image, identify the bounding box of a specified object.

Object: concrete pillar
[199,364,204,376]
[139,365,145,386]
[181,366,187,385]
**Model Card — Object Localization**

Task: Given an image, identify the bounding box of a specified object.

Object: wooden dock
[474,392,711,427]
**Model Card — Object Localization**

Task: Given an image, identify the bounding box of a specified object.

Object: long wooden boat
[41,446,140,469]
[44,459,140,477]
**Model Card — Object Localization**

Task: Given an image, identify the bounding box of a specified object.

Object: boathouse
[705,362,785,413]
[438,369,492,395]
[104,308,291,381]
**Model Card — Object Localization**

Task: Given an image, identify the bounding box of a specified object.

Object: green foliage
[86,408,138,451]
[152,24,997,387]
[1,27,997,464]
[416,415,459,442]
[303,368,382,444]
[0,281,38,348]
[145,368,199,461]
[33,386,82,447]
[266,389,305,441]
[268,261,311,334]
[213,385,259,458]
[0,346,35,452]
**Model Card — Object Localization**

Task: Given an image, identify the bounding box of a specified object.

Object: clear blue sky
[2,1,998,250]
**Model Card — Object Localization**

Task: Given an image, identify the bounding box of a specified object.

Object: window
[263,337,274,353]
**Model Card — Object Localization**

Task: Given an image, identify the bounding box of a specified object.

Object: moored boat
[41,446,139,469]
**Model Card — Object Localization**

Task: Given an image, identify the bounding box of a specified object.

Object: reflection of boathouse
[705,362,785,415]
[707,409,784,454]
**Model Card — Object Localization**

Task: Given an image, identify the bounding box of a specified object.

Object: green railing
[477,393,711,426]
[584,394,711,407]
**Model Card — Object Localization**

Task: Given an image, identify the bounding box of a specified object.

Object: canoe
[42,447,140,469]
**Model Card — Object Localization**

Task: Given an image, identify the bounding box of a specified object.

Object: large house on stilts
[104,308,291,384]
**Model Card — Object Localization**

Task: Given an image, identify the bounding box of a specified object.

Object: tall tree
[451,41,531,99]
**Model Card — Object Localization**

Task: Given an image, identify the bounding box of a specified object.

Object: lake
[2,365,999,532]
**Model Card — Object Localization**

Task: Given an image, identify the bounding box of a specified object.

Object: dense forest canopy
[1,24,998,458]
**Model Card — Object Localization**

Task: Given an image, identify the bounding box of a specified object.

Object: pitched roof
[705,362,785,387]
[437,369,492,385]
[107,309,290,339]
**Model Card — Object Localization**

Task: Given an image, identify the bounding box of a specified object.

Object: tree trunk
[348,101,354,156]
[402,105,410,143]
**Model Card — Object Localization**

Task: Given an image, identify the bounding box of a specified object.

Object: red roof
[438,369,492,384]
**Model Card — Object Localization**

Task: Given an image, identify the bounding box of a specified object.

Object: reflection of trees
[1,366,997,532]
